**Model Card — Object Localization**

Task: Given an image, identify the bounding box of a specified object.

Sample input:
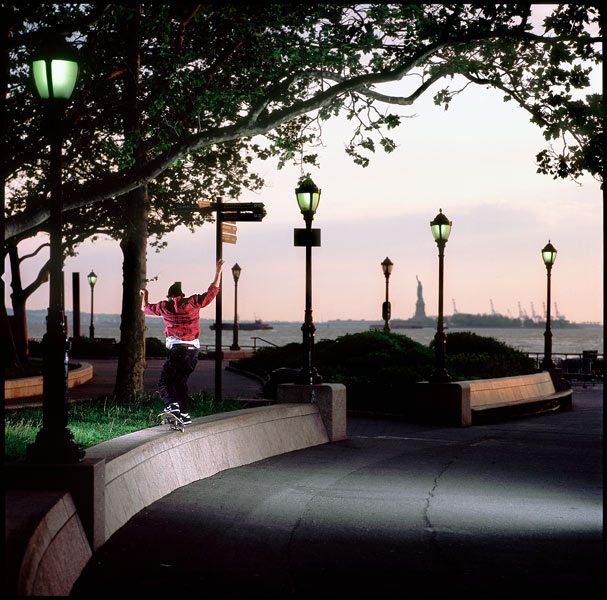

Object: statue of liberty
[413,276,426,321]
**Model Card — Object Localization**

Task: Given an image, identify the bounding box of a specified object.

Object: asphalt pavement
[71,383,603,599]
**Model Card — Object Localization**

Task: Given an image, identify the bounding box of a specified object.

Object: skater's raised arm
[211,259,224,288]
[139,288,149,309]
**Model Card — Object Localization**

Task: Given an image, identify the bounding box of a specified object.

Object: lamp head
[430,209,452,243]
[295,177,321,220]
[231,263,242,281]
[542,240,557,268]
[30,39,79,101]
[87,270,97,287]
[381,257,394,277]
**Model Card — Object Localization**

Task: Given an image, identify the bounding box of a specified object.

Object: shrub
[430,331,536,380]
[145,336,168,358]
[236,330,435,415]
[235,329,537,416]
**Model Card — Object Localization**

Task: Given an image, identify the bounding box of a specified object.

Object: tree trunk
[113,4,149,402]
[114,185,148,402]
[7,243,30,363]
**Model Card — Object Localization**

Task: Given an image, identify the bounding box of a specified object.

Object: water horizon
[18,309,604,355]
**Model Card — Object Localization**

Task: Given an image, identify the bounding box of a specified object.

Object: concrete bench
[415,371,573,427]
[5,395,346,597]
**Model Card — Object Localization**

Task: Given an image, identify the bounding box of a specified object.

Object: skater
[140,259,224,425]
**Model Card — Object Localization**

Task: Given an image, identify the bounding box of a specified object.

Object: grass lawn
[4,391,242,461]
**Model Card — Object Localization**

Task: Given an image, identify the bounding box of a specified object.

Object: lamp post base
[26,427,85,464]
[295,368,322,385]
[429,368,452,384]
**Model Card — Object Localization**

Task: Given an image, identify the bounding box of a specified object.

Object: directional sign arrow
[221,233,237,244]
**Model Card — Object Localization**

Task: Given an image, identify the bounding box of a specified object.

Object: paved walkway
[72,384,603,599]
[6,357,263,408]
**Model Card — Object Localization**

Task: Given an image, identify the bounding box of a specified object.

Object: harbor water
[26,316,604,355]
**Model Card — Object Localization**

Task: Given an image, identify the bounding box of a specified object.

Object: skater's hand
[212,260,224,287]
[139,288,149,306]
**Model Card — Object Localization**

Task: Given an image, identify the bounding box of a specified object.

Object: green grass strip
[4,392,242,461]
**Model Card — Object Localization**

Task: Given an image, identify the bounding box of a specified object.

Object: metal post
[231,274,240,351]
[297,215,320,384]
[27,106,84,463]
[72,272,80,339]
[383,274,391,333]
[215,197,223,402]
[430,240,451,382]
[541,265,555,369]
[89,280,95,339]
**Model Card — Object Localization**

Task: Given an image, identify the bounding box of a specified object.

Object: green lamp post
[87,270,97,339]
[295,177,322,385]
[26,40,85,463]
[430,209,452,383]
[381,257,394,333]
[540,241,557,369]
[230,263,242,351]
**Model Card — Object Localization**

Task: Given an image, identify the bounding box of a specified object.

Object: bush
[236,330,435,415]
[145,336,168,358]
[235,329,537,416]
[433,331,536,380]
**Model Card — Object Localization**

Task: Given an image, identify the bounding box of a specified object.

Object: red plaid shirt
[144,285,219,341]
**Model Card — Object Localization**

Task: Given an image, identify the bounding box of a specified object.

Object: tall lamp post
[381,257,393,333]
[540,241,557,369]
[87,270,97,339]
[294,177,322,384]
[430,209,452,383]
[26,40,85,463]
[230,263,242,351]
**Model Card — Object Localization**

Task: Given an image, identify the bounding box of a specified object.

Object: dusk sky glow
[5,7,603,326]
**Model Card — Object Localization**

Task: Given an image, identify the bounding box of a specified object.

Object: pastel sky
[5,12,603,325]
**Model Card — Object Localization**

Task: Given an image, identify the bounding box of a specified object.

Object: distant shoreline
[12,309,603,329]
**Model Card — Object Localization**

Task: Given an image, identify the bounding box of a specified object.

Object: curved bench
[4,362,94,401]
[415,371,573,427]
[5,402,335,596]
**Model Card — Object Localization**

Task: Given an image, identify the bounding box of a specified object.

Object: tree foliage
[3,3,602,242]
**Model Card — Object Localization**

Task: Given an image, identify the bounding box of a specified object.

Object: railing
[526,351,604,383]
[200,337,279,354]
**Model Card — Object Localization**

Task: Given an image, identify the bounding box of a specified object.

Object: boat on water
[210,319,273,331]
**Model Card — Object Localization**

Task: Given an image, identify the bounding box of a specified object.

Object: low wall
[5,362,93,400]
[5,401,336,596]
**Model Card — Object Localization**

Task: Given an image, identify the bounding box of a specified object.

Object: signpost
[180,198,266,402]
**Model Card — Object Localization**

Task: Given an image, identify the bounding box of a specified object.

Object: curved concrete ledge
[4,362,94,400]
[86,402,329,540]
[6,490,92,596]
[5,401,335,596]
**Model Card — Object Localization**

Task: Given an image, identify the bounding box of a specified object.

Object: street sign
[222,212,265,222]
[294,228,321,247]
[220,202,264,211]
[221,233,237,244]
[197,200,212,208]
[221,223,237,234]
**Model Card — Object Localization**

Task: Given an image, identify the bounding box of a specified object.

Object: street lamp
[87,270,97,339]
[430,209,452,383]
[540,240,557,369]
[381,257,393,333]
[26,39,84,462]
[230,263,241,351]
[294,177,322,384]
